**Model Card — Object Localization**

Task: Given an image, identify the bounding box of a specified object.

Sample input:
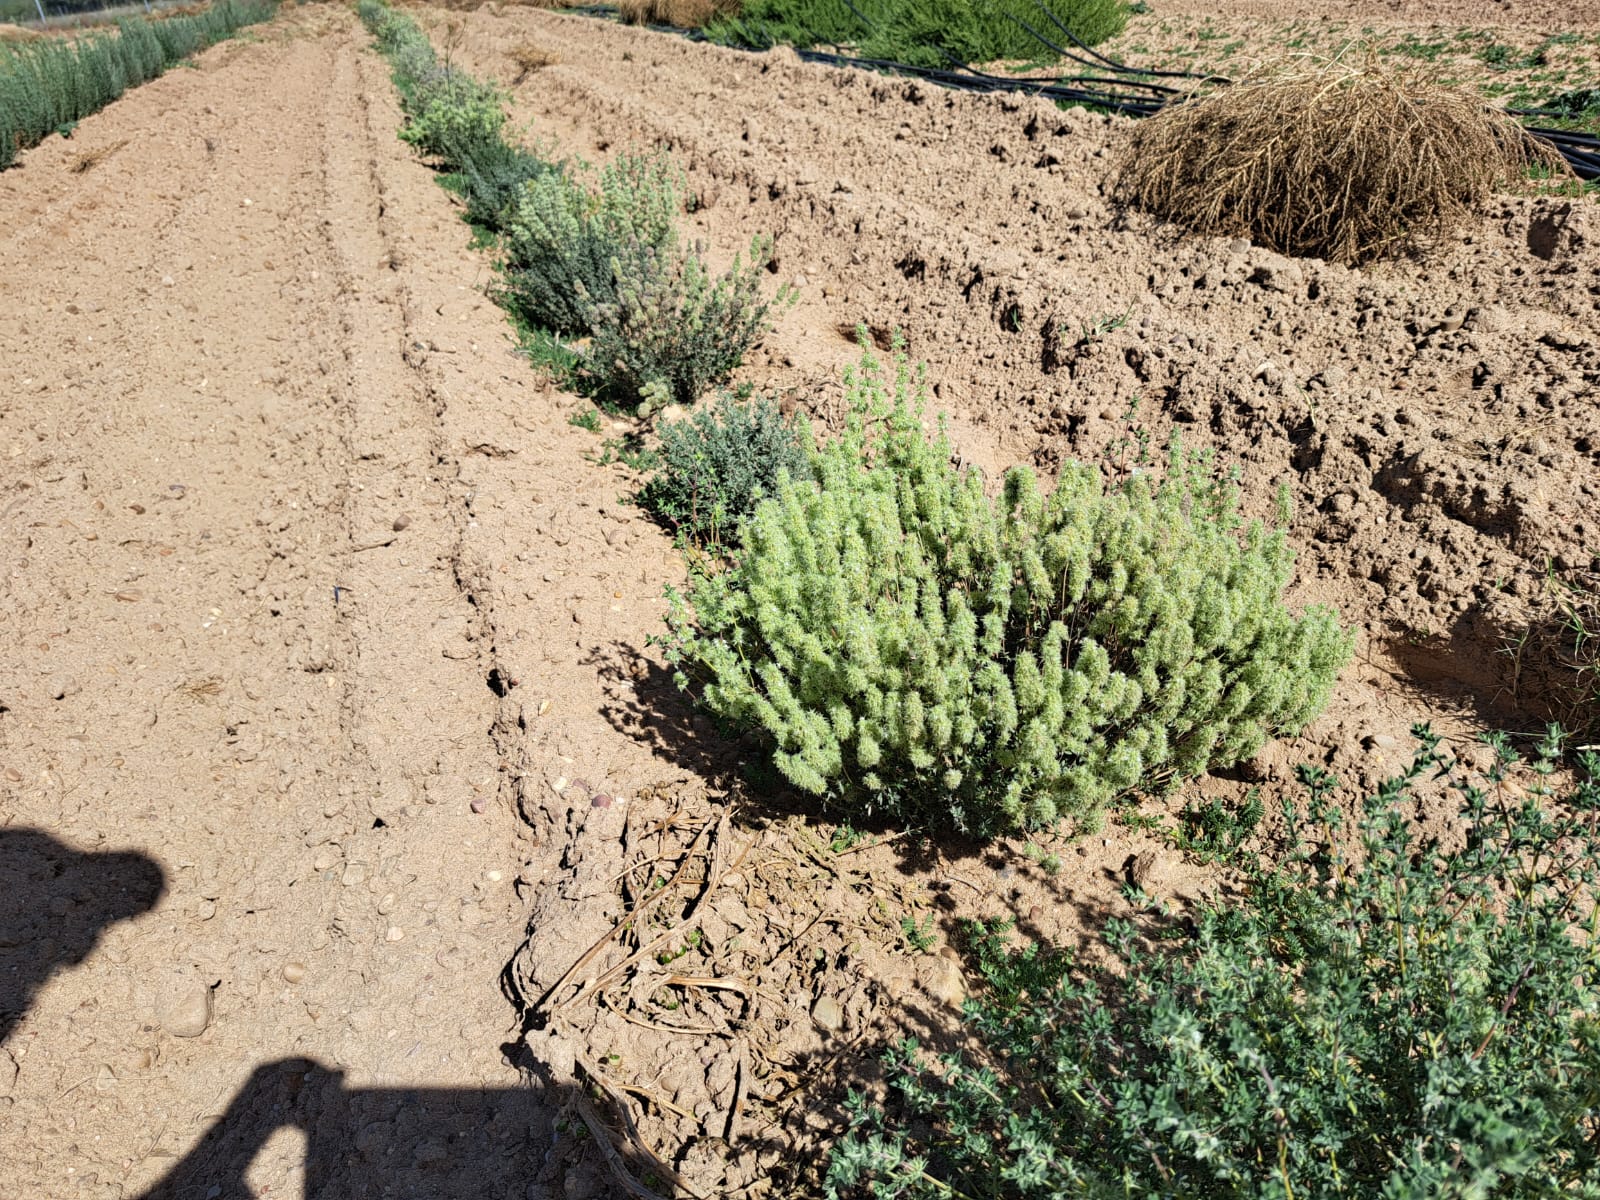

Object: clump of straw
[1115,54,1568,266]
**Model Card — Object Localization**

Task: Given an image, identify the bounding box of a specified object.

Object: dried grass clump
[1116,55,1568,266]
[508,40,555,82]
[617,0,740,28]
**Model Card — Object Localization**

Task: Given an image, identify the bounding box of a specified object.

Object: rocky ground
[2,1,1597,1197]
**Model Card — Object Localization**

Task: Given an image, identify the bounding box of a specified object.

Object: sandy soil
[2,1,1597,1198]
[1149,0,1600,28]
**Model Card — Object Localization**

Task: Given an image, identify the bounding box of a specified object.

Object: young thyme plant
[578,234,794,413]
[636,389,812,551]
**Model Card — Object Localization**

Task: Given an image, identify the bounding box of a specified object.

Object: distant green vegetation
[357,0,791,416]
[0,0,277,169]
[706,0,1129,68]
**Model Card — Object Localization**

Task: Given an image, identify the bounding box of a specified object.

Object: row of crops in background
[601,0,1600,178]
[0,0,277,168]
[699,0,1129,68]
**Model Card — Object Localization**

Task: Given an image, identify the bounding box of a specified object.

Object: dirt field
[2,2,1597,1197]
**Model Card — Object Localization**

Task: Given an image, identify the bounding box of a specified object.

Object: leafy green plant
[636,390,812,549]
[1076,306,1132,346]
[398,73,505,160]
[0,0,278,170]
[829,823,866,853]
[900,912,937,954]
[592,433,660,471]
[1168,786,1263,862]
[568,407,603,432]
[500,152,684,335]
[828,727,1600,1199]
[664,349,1350,838]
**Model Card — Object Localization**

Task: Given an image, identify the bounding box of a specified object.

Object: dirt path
[0,9,612,1196]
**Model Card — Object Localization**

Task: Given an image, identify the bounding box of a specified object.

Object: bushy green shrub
[500,152,684,334]
[637,389,813,548]
[708,0,1128,67]
[397,73,506,160]
[664,350,1350,836]
[828,728,1600,1198]
[578,234,793,412]
[0,0,277,169]
[442,129,556,229]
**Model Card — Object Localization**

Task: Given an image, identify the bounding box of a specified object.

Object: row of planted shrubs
[0,0,277,169]
[702,0,1130,70]
[357,0,791,414]
[613,359,1600,1195]
[358,8,1600,1194]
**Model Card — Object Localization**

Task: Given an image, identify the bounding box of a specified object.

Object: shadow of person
[134,1056,641,1200]
[0,826,166,1045]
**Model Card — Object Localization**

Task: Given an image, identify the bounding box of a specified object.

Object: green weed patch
[707,0,1129,67]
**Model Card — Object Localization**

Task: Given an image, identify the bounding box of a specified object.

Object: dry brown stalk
[1115,53,1569,266]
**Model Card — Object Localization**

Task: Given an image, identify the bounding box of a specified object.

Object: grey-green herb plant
[636,389,813,551]
[442,129,555,230]
[579,234,794,414]
[664,348,1351,837]
[397,72,506,161]
[826,727,1600,1199]
[500,152,684,336]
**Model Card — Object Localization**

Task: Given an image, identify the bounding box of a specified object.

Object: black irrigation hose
[1023,0,1210,82]
[562,4,1597,179]
[794,47,1166,115]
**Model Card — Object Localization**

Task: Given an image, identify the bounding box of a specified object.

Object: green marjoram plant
[664,349,1350,836]
[398,72,506,161]
[826,727,1600,1198]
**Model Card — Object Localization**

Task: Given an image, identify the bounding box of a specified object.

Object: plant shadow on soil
[582,640,1011,861]
[582,639,1154,937]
